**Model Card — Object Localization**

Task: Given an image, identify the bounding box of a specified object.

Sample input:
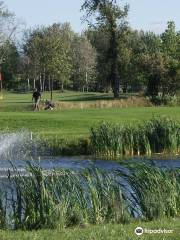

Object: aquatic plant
[117,163,180,220]
[90,117,180,157]
[7,163,129,230]
[0,162,179,230]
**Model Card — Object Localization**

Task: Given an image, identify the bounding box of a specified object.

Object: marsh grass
[6,163,129,230]
[90,117,180,157]
[0,162,179,230]
[118,163,180,221]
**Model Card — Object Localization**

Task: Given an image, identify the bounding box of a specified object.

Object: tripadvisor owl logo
[135,227,143,236]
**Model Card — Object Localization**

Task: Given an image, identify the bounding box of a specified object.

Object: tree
[71,34,97,91]
[0,1,19,91]
[23,23,74,97]
[82,0,129,98]
[1,41,19,90]
[86,27,111,92]
[45,23,73,93]
[23,28,42,90]
[161,21,178,58]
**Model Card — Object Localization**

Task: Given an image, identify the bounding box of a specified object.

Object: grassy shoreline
[1,219,180,240]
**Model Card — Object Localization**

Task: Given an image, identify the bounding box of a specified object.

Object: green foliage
[1,41,19,90]
[161,21,179,58]
[6,164,129,230]
[151,93,178,106]
[0,2,180,101]
[71,34,97,91]
[122,163,180,220]
[82,0,129,98]
[23,23,74,92]
[0,1,15,59]
[90,117,180,157]
[0,162,179,232]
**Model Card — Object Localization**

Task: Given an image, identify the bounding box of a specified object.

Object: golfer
[32,88,41,111]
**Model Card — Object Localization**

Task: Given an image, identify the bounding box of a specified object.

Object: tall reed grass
[90,117,180,157]
[117,163,180,220]
[4,163,129,230]
[0,162,179,230]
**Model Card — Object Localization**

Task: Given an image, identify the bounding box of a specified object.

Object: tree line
[0,0,180,103]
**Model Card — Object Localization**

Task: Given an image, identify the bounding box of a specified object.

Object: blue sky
[3,0,180,33]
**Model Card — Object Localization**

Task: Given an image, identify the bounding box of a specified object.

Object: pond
[0,156,180,177]
[0,131,180,175]
[0,132,180,229]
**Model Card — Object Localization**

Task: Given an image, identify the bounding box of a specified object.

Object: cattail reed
[90,117,180,157]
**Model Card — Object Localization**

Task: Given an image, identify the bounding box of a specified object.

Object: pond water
[0,156,180,177]
[0,132,179,223]
[0,132,180,176]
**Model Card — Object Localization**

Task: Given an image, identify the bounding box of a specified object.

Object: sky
[3,0,180,34]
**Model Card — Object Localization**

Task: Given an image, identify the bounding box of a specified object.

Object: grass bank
[0,219,180,240]
[0,108,180,156]
[0,107,180,140]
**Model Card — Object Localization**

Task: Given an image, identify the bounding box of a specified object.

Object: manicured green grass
[0,90,137,112]
[0,91,180,140]
[0,219,179,240]
[0,107,180,139]
[1,90,135,102]
[0,90,117,105]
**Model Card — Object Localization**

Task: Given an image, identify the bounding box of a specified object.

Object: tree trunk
[33,78,36,89]
[85,72,88,92]
[42,78,45,92]
[39,73,42,91]
[112,67,120,98]
[0,80,2,92]
[27,78,30,91]
[0,69,2,92]
[48,75,51,91]
[61,83,64,93]
[43,68,46,91]
[109,21,120,98]
[50,76,53,100]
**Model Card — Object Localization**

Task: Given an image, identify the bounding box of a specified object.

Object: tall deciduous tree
[71,34,97,91]
[23,23,74,96]
[161,21,178,58]
[0,1,19,91]
[81,0,129,98]
[1,41,19,90]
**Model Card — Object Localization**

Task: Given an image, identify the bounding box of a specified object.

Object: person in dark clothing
[32,89,41,111]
